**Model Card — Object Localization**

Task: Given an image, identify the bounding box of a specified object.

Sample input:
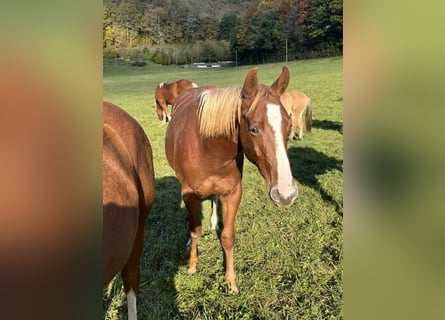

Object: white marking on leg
[266,104,295,198]
[210,195,218,230]
[127,289,137,320]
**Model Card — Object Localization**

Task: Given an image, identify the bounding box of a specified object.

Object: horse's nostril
[269,184,298,207]
[270,186,281,203]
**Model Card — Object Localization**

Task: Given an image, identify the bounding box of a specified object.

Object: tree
[219,13,241,47]
[115,0,144,47]
[141,5,164,45]
[102,0,342,65]
[199,15,219,41]
[306,0,343,55]
[164,0,188,43]
[184,12,200,43]
[237,8,285,63]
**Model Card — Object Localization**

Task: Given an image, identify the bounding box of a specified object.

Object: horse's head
[239,66,298,207]
[154,104,165,122]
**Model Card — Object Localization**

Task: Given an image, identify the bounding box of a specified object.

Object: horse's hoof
[188,266,196,274]
[228,285,239,295]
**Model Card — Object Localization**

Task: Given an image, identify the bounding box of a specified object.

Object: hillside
[104,0,343,64]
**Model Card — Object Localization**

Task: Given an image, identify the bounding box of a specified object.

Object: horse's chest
[188,168,240,198]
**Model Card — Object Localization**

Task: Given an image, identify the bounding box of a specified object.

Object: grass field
[103,57,343,319]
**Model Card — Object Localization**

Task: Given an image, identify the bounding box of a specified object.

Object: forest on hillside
[103,0,342,65]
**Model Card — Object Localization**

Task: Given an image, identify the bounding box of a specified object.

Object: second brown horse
[154,79,198,123]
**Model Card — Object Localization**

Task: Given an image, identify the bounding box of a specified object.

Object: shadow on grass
[103,176,189,319]
[143,175,190,319]
[288,146,343,216]
[312,119,343,134]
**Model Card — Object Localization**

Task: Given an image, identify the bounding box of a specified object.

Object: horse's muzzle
[269,181,298,207]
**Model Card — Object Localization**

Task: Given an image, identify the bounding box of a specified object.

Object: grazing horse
[103,101,155,320]
[165,67,298,294]
[280,90,312,141]
[154,79,198,123]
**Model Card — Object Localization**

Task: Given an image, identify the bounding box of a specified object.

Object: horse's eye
[250,127,259,135]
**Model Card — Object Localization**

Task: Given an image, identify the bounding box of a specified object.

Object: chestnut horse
[280,90,312,140]
[165,67,298,293]
[103,101,155,320]
[154,79,198,123]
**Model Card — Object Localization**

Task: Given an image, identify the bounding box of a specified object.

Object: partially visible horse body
[103,101,155,320]
[165,67,298,293]
[154,79,198,123]
[280,90,312,140]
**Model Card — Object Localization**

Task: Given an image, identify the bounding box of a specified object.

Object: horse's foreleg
[183,191,202,274]
[220,183,242,294]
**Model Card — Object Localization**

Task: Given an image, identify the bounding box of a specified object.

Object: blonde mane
[198,87,242,137]
[198,86,269,137]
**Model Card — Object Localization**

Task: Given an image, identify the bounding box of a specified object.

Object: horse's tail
[305,98,312,132]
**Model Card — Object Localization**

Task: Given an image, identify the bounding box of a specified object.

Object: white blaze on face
[127,289,137,320]
[266,104,295,198]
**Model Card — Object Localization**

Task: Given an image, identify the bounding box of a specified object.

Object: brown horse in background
[165,67,298,294]
[280,90,312,141]
[154,79,198,123]
[103,101,155,320]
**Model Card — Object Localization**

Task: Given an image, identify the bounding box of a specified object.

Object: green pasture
[103,57,343,319]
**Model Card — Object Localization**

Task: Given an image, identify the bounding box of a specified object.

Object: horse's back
[280,92,294,114]
[103,101,155,286]
[177,79,195,89]
[281,90,310,115]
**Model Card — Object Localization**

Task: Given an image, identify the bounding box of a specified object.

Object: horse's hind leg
[210,195,219,230]
[121,215,147,320]
[289,112,297,141]
[183,190,203,274]
[297,112,304,140]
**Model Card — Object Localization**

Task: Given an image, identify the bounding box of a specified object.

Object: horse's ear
[241,67,259,100]
[271,66,290,95]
